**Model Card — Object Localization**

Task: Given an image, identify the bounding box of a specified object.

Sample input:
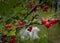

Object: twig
[22,4,40,21]
[29,14,38,25]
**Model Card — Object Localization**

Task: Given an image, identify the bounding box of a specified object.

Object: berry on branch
[1,38,6,43]
[50,18,57,25]
[16,20,23,27]
[44,22,51,28]
[8,36,15,43]
[40,4,45,9]
[5,24,12,29]
[41,18,47,24]
[29,1,33,8]
[27,25,32,32]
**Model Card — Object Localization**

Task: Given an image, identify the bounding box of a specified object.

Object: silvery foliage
[20,26,40,40]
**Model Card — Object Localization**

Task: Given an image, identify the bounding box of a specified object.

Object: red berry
[50,18,57,25]
[10,36,15,39]
[44,22,51,28]
[27,25,32,32]
[29,1,33,8]
[5,24,12,28]
[34,7,37,12]
[41,18,47,24]
[1,38,6,43]
[40,4,45,9]
[43,9,48,12]
[16,20,23,27]
[8,36,15,43]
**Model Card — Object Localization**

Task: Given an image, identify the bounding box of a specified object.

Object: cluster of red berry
[4,18,57,33]
[2,20,33,43]
[40,4,48,12]
[41,18,57,28]
[8,36,15,43]
[4,20,23,29]
[29,1,33,8]
[29,1,49,12]
[4,20,32,32]
[1,36,15,43]
[1,20,22,43]
[29,1,38,12]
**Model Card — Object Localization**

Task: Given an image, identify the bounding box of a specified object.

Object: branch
[16,14,42,29]
[22,4,40,21]
[12,1,41,21]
